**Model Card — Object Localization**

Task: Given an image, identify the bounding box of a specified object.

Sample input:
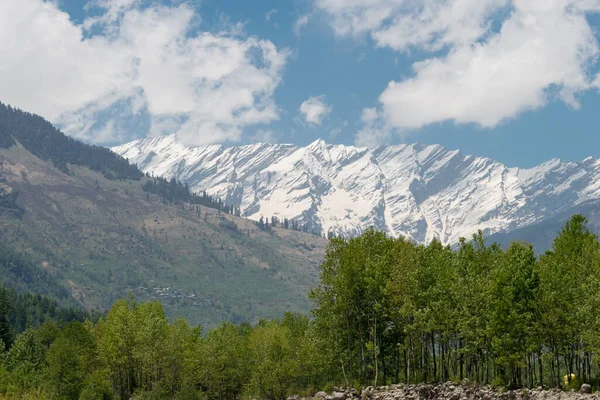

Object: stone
[581,384,592,394]
[419,386,432,400]
[332,392,346,399]
[314,391,328,398]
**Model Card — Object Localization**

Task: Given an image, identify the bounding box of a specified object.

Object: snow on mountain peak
[112,136,598,245]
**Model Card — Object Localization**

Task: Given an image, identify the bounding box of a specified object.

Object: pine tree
[0,289,13,351]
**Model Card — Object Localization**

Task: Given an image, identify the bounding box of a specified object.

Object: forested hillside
[0,104,327,327]
[0,102,141,180]
[1,215,600,400]
[0,286,97,351]
[0,241,72,303]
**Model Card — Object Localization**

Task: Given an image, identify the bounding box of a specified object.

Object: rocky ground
[292,382,598,400]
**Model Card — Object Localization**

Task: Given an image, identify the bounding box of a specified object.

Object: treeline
[0,102,142,180]
[142,175,241,216]
[0,298,327,400]
[310,214,600,390]
[255,215,323,237]
[0,286,97,352]
[3,215,600,399]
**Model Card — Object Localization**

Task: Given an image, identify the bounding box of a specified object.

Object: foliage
[309,216,600,389]
[0,242,72,302]
[0,286,97,335]
[3,215,600,399]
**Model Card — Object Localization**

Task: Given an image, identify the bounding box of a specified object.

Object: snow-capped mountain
[112,135,600,245]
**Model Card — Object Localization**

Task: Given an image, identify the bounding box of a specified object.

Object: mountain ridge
[113,134,600,245]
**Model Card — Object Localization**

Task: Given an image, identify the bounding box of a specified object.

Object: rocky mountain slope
[114,135,600,245]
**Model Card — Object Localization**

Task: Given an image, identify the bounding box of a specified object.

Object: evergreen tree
[0,289,12,351]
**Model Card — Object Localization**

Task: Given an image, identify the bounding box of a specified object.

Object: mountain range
[114,135,600,246]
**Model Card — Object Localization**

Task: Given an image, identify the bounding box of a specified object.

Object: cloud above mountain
[315,0,600,144]
[300,96,332,125]
[0,0,289,146]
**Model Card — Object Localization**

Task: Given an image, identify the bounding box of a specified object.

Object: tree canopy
[2,214,600,399]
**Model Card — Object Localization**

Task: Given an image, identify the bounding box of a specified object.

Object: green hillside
[0,105,327,327]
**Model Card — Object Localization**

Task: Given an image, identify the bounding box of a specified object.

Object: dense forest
[2,214,600,399]
[0,103,142,180]
[141,176,240,216]
[0,241,74,303]
[0,286,97,351]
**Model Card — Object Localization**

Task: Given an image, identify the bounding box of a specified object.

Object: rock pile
[289,382,599,400]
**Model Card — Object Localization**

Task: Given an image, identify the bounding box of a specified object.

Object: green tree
[0,288,13,351]
[96,298,140,399]
[248,321,297,400]
[536,215,600,387]
[310,229,398,386]
[488,242,538,387]
[44,321,98,399]
[199,322,249,400]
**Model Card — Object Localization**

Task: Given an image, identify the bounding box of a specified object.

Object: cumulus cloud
[315,0,600,145]
[299,95,332,125]
[0,0,289,145]
[316,0,509,50]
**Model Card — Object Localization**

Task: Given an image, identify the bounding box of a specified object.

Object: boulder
[581,384,592,394]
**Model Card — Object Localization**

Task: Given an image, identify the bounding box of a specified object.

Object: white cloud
[294,14,311,35]
[265,9,277,21]
[299,95,332,125]
[316,0,600,145]
[0,0,289,146]
[316,0,508,51]
[354,108,392,147]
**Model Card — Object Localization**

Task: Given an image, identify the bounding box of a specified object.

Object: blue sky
[2,0,600,167]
